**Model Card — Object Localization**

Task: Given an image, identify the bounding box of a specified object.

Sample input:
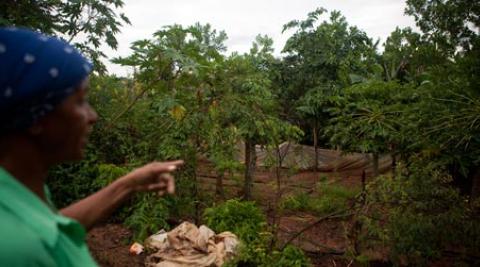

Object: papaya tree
[325,81,418,177]
[217,36,302,200]
[404,0,480,197]
[113,23,233,219]
[279,8,378,150]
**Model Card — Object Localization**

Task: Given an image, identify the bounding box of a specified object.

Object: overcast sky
[103,0,417,76]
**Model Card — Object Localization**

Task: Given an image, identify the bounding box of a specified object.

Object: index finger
[151,160,184,173]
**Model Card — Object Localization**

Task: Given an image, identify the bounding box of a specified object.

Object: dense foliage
[0,0,130,72]
[204,200,311,267]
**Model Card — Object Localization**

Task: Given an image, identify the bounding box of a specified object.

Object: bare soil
[87,224,145,267]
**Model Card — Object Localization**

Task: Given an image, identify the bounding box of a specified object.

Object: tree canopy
[0,0,130,72]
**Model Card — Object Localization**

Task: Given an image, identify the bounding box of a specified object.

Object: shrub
[358,161,480,266]
[93,163,129,187]
[204,199,267,243]
[47,146,100,208]
[282,183,359,215]
[125,194,171,241]
[272,245,311,267]
[204,199,311,266]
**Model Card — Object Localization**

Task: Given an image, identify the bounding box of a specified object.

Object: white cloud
[103,0,417,76]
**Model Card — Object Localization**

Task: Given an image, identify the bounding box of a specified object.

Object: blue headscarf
[0,27,93,133]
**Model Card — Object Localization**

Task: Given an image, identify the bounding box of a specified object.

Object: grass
[282,182,359,215]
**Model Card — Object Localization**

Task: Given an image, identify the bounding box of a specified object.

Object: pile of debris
[130,222,239,267]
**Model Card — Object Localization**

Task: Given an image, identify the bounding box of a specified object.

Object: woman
[0,28,183,266]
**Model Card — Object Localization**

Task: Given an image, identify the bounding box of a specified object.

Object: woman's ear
[28,111,55,136]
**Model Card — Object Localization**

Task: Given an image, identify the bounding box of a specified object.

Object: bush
[204,199,311,266]
[204,199,267,243]
[49,159,176,241]
[282,183,359,215]
[95,164,198,241]
[46,145,100,208]
[358,161,480,266]
[93,163,129,187]
[272,245,311,267]
[125,194,171,241]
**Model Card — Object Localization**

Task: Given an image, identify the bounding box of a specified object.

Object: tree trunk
[193,165,200,224]
[359,169,367,205]
[470,167,480,200]
[269,146,283,251]
[313,123,319,174]
[244,139,256,200]
[450,162,469,195]
[390,144,396,178]
[361,170,366,193]
[216,171,225,200]
[391,153,396,178]
[373,153,379,177]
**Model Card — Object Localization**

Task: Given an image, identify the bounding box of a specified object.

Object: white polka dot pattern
[64,47,73,54]
[24,54,35,63]
[0,27,93,131]
[49,68,59,78]
[4,87,12,98]
[83,63,91,73]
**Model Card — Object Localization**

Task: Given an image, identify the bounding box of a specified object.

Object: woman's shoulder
[0,208,57,266]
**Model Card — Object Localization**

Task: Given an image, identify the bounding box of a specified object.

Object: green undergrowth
[48,161,199,242]
[204,199,311,267]
[355,161,480,266]
[282,182,359,215]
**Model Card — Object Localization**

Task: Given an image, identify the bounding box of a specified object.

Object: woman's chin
[61,152,84,163]
[75,144,88,160]
[61,145,87,162]
[75,150,86,160]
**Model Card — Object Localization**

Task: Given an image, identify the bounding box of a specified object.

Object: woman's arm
[60,160,183,230]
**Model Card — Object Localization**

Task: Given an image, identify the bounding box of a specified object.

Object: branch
[105,82,151,129]
[67,4,96,43]
[298,236,345,255]
[280,210,353,250]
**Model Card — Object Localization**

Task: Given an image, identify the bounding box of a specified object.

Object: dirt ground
[87,224,145,267]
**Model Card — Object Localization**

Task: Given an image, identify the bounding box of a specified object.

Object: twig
[105,82,151,130]
[280,210,353,250]
[299,236,344,255]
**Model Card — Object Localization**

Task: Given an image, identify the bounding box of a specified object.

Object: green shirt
[0,167,98,267]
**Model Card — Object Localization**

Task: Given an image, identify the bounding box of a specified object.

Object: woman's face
[33,78,98,163]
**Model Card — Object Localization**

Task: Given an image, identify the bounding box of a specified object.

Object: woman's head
[29,78,97,162]
[0,27,97,163]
